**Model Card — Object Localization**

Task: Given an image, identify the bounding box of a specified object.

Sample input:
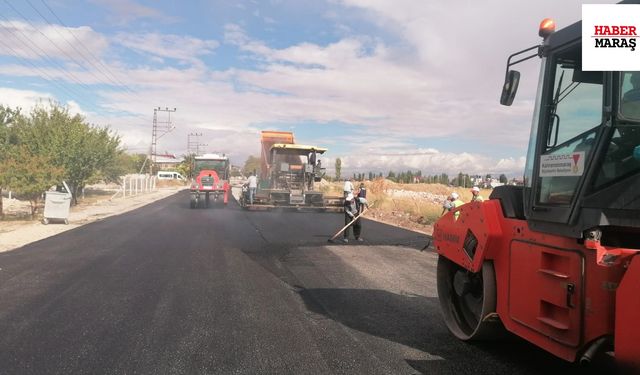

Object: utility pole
[187,132,207,155]
[149,106,176,174]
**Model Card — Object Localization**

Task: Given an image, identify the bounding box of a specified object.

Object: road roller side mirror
[500,70,521,106]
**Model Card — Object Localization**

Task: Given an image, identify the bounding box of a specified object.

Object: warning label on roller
[539,152,585,177]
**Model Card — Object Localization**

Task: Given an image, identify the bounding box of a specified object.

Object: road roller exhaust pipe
[579,337,609,366]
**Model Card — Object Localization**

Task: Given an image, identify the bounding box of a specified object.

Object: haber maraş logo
[582,4,640,71]
[593,25,637,51]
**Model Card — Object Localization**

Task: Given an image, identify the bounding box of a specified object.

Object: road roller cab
[433,9,640,370]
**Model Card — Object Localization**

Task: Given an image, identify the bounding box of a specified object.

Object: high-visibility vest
[452,199,464,219]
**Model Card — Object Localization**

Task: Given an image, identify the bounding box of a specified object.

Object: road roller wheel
[437,256,502,341]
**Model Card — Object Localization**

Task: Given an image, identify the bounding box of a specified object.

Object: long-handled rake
[328,204,371,243]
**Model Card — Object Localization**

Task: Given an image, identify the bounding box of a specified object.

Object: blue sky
[0,0,617,176]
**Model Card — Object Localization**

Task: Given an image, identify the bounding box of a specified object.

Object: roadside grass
[370,194,443,225]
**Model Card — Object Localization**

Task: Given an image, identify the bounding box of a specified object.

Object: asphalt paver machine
[241,131,342,211]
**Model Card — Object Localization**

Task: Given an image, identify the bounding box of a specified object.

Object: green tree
[14,103,121,205]
[97,152,143,184]
[229,165,242,177]
[387,170,396,181]
[464,174,472,188]
[335,158,342,180]
[1,147,63,217]
[0,105,23,218]
[242,155,261,177]
[457,172,464,187]
[499,174,508,184]
[407,170,414,183]
[398,172,406,183]
[178,153,197,179]
[128,153,148,174]
[440,173,449,185]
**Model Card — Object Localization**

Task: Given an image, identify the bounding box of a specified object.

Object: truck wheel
[190,194,197,209]
[437,256,502,341]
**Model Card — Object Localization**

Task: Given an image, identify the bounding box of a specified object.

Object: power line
[0,11,99,97]
[0,36,100,112]
[0,2,151,118]
[21,5,142,109]
[2,0,109,95]
[32,0,153,118]
[38,0,139,96]
[0,0,143,118]
[0,22,105,113]
[3,0,144,113]
[24,0,123,89]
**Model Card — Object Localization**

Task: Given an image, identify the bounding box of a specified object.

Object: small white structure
[43,181,72,225]
[157,171,185,180]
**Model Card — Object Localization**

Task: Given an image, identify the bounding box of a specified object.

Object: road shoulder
[0,188,183,253]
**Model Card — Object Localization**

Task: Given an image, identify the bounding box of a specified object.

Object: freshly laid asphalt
[0,191,605,374]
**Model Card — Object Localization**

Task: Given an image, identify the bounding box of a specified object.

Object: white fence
[110,174,157,200]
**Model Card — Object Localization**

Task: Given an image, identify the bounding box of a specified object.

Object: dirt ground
[0,187,183,253]
[366,209,434,236]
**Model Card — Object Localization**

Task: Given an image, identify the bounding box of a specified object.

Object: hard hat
[346,193,354,201]
[450,192,459,200]
[471,186,480,192]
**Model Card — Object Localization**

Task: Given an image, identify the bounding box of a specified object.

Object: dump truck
[240,130,342,211]
[433,9,640,371]
[189,153,230,208]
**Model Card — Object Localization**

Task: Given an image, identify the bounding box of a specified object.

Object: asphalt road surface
[0,191,606,374]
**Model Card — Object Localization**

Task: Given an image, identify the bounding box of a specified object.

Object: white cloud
[113,33,219,64]
[323,151,526,177]
[0,87,53,110]
[65,100,86,116]
[89,0,179,24]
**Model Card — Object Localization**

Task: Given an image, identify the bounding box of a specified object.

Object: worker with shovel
[342,192,363,243]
